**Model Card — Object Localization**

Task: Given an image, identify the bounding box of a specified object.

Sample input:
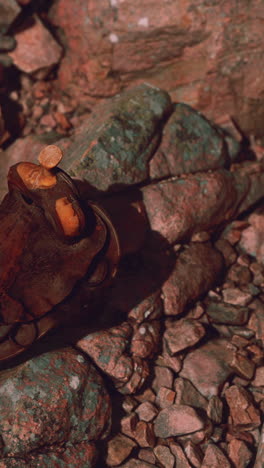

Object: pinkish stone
[121,413,138,439]
[201,443,231,468]
[228,438,253,468]
[154,405,205,438]
[133,421,156,448]
[154,445,175,468]
[152,365,174,394]
[180,338,233,398]
[138,448,157,465]
[119,459,157,468]
[9,15,62,75]
[184,440,203,468]
[251,366,264,387]
[135,402,158,422]
[222,287,252,306]
[130,320,160,358]
[164,318,205,353]
[225,385,261,429]
[206,396,223,424]
[229,351,255,380]
[156,386,176,409]
[240,212,264,264]
[169,442,191,467]
[128,292,163,323]
[162,243,224,316]
[106,433,137,466]
[174,377,208,411]
[248,299,264,345]
[254,423,264,468]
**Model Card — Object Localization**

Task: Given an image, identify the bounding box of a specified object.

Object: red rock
[240,212,264,264]
[121,413,138,439]
[152,366,174,394]
[156,387,176,409]
[128,292,163,323]
[154,445,175,468]
[135,402,158,422]
[206,396,223,424]
[251,366,264,387]
[169,442,192,467]
[229,351,255,380]
[9,15,62,76]
[122,396,138,414]
[201,443,231,468]
[164,318,206,353]
[158,352,183,374]
[133,421,156,448]
[40,113,57,129]
[225,385,261,429]
[136,388,156,404]
[174,377,208,411]
[222,288,252,306]
[106,433,137,466]
[228,439,253,468]
[248,299,264,345]
[254,423,264,468]
[249,262,264,286]
[154,405,205,438]
[206,301,249,325]
[215,239,238,267]
[138,448,156,465]
[119,459,157,468]
[227,263,252,286]
[184,441,203,468]
[162,243,224,316]
[130,320,160,358]
[180,339,233,398]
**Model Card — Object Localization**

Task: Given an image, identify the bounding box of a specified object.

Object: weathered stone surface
[133,421,155,448]
[222,288,252,307]
[144,162,264,246]
[130,320,160,359]
[138,448,157,465]
[164,318,205,352]
[206,301,249,325]
[174,377,208,411]
[0,0,21,32]
[106,433,137,466]
[156,386,175,409]
[150,103,229,179]
[225,385,261,429]
[154,445,175,468]
[248,299,264,345]
[152,365,174,394]
[162,243,224,316]
[251,366,264,387]
[201,443,231,468]
[76,322,149,394]
[207,396,223,424]
[9,15,62,75]
[240,212,264,264]
[169,442,192,468]
[135,401,158,422]
[228,438,253,468]
[154,405,205,438]
[180,339,233,398]
[254,423,264,468]
[0,348,111,461]
[128,292,163,323]
[119,459,157,468]
[184,440,203,468]
[62,84,172,190]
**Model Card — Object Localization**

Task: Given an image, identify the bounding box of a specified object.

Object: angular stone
[229,352,255,380]
[156,386,176,409]
[154,405,205,438]
[119,459,157,468]
[130,320,160,358]
[240,212,264,264]
[207,396,223,424]
[121,413,138,439]
[135,402,158,422]
[62,84,172,190]
[228,438,253,468]
[201,443,231,468]
[9,15,62,75]
[0,349,111,458]
[206,301,249,325]
[162,243,224,316]
[154,445,175,468]
[152,365,174,394]
[0,0,21,32]
[180,338,233,398]
[169,442,192,468]
[251,366,264,387]
[222,288,252,306]
[248,299,264,345]
[133,421,155,448]
[150,103,228,179]
[174,377,208,411]
[254,423,264,468]
[106,433,137,466]
[225,385,261,429]
[128,292,163,323]
[184,440,203,468]
[164,318,206,353]
[138,448,156,465]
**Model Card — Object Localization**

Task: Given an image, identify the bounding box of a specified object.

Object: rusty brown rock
[254,423,264,468]
[240,212,264,264]
[169,442,192,467]
[156,386,176,409]
[206,301,249,325]
[225,385,261,429]
[9,15,62,76]
[130,320,160,359]
[0,0,21,31]
[154,405,205,438]
[121,413,138,439]
[248,299,264,345]
[135,402,158,422]
[164,318,206,352]
[206,396,223,424]
[184,441,203,468]
[228,438,253,468]
[106,433,137,466]
[154,445,175,468]
[174,377,208,411]
[119,459,157,468]
[251,366,264,387]
[201,443,231,468]
[133,421,156,448]
[152,365,174,394]
[222,287,252,306]
[180,339,233,398]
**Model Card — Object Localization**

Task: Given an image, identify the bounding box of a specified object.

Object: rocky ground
[0,1,263,468]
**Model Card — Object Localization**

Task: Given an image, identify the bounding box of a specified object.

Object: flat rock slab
[62,83,172,191]
[154,404,205,438]
[0,348,111,463]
